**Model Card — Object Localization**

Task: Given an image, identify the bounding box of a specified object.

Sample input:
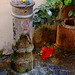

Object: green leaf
[39,4,46,8]
[49,54,52,57]
[61,21,65,26]
[41,19,45,24]
[46,0,51,6]
[52,0,62,5]
[47,16,51,23]
[46,0,51,2]
[64,0,68,5]
[24,0,31,5]
[64,0,72,5]
[10,51,17,62]
[37,17,41,22]
[34,8,41,11]
[33,17,38,23]
[59,2,63,9]
[68,9,73,17]
[46,2,50,6]
[73,10,75,16]
[35,14,39,17]
[43,9,45,14]
[38,11,43,15]
[41,15,46,18]
[68,0,72,4]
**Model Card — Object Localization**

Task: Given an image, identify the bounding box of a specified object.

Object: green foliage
[24,0,31,5]
[65,0,74,17]
[11,34,26,65]
[12,44,16,50]
[68,9,75,17]
[10,50,17,62]
[73,0,75,5]
[19,34,25,39]
[52,0,63,4]
[64,0,72,5]
[33,0,60,29]
[10,50,18,69]
[33,0,73,29]
[13,34,25,50]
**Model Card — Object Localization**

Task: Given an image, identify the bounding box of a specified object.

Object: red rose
[41,47,54,59]
[42,47,48,51]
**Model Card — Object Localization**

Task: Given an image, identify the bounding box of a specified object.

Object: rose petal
[41,55,45,59]
[42,47,48,51]
[41,52,46,59]
[41,47,54,59]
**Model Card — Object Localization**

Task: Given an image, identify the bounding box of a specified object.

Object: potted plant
[33,0,62,29]
[55,0,75,51]
[61,0,74,20]
[33,0,63,47]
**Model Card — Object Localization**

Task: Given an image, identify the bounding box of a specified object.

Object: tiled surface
[0,50,75,75]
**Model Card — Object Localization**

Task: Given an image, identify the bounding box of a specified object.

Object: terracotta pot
[61,4,73,20]
[55,25,75,51]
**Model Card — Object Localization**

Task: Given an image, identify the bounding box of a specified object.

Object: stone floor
[0,45,75,75]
